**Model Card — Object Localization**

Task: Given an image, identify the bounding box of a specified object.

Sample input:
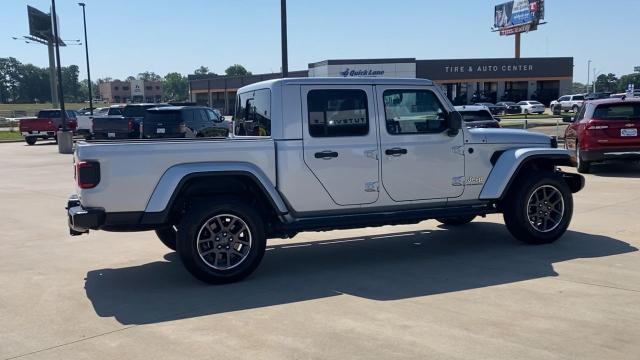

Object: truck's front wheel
[176,198,266,284]
[503,172,573,244]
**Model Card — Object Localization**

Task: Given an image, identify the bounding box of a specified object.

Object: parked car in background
[142,106,230,139]
[76,107,109,139]
[93,103,168,139]
[517,100,545,114]
[454,105,501,128]
[564,97,640,173]
[19,109,77,145]
[551,94,585,114]
[495,101,522,114]
[585,92,612,101]
[474,102,502,115]
[610,91,640,99]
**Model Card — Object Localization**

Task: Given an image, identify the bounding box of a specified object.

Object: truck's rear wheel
[25,137,36,145]
[176,198,266,284]
[503,172,573,244]
[435,215,476,226]
[155,226,177,251]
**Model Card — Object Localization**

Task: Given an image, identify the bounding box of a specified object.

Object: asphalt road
[1,141,639,360]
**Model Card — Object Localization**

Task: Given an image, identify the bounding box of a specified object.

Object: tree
[225,64,251,76]
[594,73,618,92]
[163,72,188,101]
[571,82,586,94]
[0,57,22,103]
[17,63,49,103]
[125,75,136,81]
[137,71,162,81]
[79,79,99,102]
[61,65,81,102]
[617,73,640,92]
[194,66,216,75]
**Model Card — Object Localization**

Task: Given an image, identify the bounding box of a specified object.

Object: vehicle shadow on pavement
[84,222,636,325]
[588,162,640,178]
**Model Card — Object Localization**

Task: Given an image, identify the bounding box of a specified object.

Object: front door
[375,85,465,202]
[301,85,379,206]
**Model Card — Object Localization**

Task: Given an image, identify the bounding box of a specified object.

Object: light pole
[586,60,591,94]
[280,0,288,78]
[78,2,92,115]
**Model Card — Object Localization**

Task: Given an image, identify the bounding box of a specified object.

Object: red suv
[564,97,640,173]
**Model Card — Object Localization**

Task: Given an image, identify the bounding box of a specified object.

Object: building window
[123,86,129,91]
[114,86,119,90]
[383,89,447,134]
[145,86,152,91]
[155,86,160,90]
[307,89,369,137]
[234,89,271,136]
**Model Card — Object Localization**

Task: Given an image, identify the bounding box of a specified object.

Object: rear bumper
[21,131,56,138]
[67,195,105,235]
[92,131,136,139]
[581,148,640,162]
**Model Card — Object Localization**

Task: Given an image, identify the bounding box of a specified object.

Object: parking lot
[1,141,639,360]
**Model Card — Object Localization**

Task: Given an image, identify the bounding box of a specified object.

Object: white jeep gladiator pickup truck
[67,78,584,284]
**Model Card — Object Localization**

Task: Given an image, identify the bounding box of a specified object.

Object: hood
[467,128,551,145]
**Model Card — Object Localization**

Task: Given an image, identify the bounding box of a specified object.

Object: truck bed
[75,137,276,213]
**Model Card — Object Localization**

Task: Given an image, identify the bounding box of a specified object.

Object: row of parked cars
[19,103,231,145]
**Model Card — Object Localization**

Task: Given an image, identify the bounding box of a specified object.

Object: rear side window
[124,105,159,117]
[38,110,61,118]
[108,107,123,115]
[235,89,271,136]
[383,89,447,134]
[573,95,584,101]
[593,104,640,120]
[145,111,182,122]
[559,96,569,101]
[459,110,494,122]
[307,89,369,137]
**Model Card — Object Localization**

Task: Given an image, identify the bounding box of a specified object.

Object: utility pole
[280,0,288,77]
[586,60,591,94]
[51,0,73,153]
[79,3,92,115]
[514,33,521,58]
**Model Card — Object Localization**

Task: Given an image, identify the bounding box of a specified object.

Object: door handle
[314,150,339,159]
[385,148,408,156]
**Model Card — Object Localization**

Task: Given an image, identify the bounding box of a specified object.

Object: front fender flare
[479,148,573,200]
[144,162,289,214]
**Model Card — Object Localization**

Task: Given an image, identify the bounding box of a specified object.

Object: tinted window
[593,104,640,120]
[575,106,587,121]
[573,95,584,101]
[559,96,569,101]
[124,105,161,117]
[307,89,368,137]
[206,109,218,121]
[145,111,182,123]
[383,90,447,134]
[196,109,208,126]
[108,107,123,115]
[459,110,494,122]
[235,89,271,136]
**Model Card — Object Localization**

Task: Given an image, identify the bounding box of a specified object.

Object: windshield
[593,103,640,120]
[459,110,494,122]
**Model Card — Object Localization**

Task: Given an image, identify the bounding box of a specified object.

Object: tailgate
[19,118,54,132]
[92,117,128,132]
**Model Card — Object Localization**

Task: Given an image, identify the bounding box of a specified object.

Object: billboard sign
[494,0,544,36]
[131,80,144,98]
[27,6,52,41]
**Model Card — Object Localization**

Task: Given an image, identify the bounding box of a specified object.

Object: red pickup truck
[19,109,77,145]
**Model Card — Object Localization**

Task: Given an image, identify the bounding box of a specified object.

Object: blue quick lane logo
[340,68,385,77]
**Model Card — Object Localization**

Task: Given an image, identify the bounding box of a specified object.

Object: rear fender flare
[144,162,288,214]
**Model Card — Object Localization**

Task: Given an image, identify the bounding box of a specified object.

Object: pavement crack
[4,325,137,360]
[549,276,640,293]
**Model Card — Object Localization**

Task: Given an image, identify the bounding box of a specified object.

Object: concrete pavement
[1,141,639,360]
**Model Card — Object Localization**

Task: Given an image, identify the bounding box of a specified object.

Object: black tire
[503,171,573,244]
[25,137,37,145]
[524,109,529,114]
[576,144,590,174]
[435,215,476,226]
[155,226,177,251]
[176,197,266,284]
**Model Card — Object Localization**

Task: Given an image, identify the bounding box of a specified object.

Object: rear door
[301,85,380,206]
[375,85,465,201]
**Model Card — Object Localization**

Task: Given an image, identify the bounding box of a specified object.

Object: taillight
[75,161,100,189]
[48,120,53,125]
[587,125,609,130]
[128,119,133,131]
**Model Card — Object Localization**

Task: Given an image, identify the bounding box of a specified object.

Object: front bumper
[581,148,640,162]
[67,195,105,235]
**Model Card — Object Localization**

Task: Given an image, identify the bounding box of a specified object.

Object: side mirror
[562,115,574,123]
[447,111,462,137]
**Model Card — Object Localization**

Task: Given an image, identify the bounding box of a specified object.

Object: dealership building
[99,79,164,103]
[188,57,573,115]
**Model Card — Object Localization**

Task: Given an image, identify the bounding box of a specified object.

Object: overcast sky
[2,0,638,83]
